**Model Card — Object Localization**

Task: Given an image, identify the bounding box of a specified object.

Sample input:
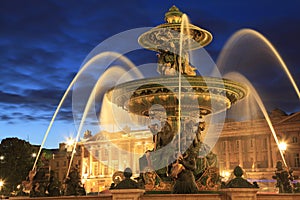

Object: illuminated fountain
[27,5,300,196]
[105,6,247,192]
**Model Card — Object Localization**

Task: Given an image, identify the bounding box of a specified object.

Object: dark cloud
[0,114,13,121]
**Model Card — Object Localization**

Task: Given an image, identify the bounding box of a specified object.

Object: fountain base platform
[9,190,300,200]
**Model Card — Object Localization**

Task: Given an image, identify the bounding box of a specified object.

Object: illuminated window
[223,141,226,151]
[236,140,240,150]
[294,153,300,168]
[104,165,108,174]
[292,137,298,143]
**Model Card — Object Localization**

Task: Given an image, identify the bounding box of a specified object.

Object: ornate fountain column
[106,5,248,193]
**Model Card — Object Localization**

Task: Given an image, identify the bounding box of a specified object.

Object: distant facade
[213,109,300,180]
[49,142,83,189]
[79,129,153,193]
[50,110,300,193]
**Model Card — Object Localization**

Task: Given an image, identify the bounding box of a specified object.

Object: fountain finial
[165,5,183,24]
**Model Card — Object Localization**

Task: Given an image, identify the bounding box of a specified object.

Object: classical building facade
[49,142,83,187]
[79,129,153,193]
[50,110,300,193]
[213,110,300,182]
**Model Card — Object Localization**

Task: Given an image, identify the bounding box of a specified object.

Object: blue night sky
[0,0,300,148]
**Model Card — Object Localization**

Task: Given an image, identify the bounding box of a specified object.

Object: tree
[0,138,36,195]
[65,165,86,196]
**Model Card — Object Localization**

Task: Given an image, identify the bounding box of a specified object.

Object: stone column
[225,140,230,170]
[132,143,136,173]
[271,138,277,168]
[238,139,243,167]
[253,137,256,170]
[89,146,93,175]
[81,145,85,175]
[267,135,272,169]
[108,144,112,174]
[129,141,134,171]
[98,148,102,175]
[118,145,122,170]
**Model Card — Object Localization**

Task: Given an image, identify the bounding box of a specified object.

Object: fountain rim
[105,75,248,116]
[107,75,247,93]
[138,23,213,51]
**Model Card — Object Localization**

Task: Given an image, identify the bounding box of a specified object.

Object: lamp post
[0,179,4,195]
[278,141,287,166]
[278,141,287,153]
[0,155,4,164]
[32,153,37,158]
[66,137,75,168]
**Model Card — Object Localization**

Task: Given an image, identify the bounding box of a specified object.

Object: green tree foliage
[0,138,36,194]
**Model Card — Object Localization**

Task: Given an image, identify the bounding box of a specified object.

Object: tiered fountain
[106,6,248,193]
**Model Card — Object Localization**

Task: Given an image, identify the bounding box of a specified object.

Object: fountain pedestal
[110,189,145,200]
[221,188,259,200]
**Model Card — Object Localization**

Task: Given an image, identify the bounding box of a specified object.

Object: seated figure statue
[113,168,141,189]
[222,166,259,188]
[272,161,293,193]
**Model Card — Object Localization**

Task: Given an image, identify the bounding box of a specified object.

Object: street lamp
[278,141,288,167]
[0,156,4,165]
[66,137,75,152]
[65,137,76,175]
[0,179,4,193]
[278,141,287,153]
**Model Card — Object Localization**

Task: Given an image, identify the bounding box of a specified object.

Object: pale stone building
[50,110,300,193]
[214,110,300,180]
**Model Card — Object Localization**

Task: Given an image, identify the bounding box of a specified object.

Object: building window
[104,149,109,156]
[104,165,108,174]
[294,153,300,168]
[292,137,298,143]
[250,139,254,148]
[223,141,226,151]
[95,150,99,157]
[236,140,240,151]
[93,162,98,176]
[263,138,267,149]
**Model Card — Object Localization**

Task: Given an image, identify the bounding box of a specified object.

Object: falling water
[225,72,288,167]
[32,51,141,171]
[216,28,300,168]
[177,14,191,153]
[66,55,143,177]
[217,29,300,100]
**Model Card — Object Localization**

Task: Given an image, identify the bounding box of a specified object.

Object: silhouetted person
[222,166,259,188]
[114,168,140,189]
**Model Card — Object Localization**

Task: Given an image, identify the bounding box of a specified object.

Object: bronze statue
[113,168,142,189]
[222,166,259,188]
[272,161,293,193]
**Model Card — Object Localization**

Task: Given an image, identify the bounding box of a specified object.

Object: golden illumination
[278,141,287,152]
[0,179,4,188]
